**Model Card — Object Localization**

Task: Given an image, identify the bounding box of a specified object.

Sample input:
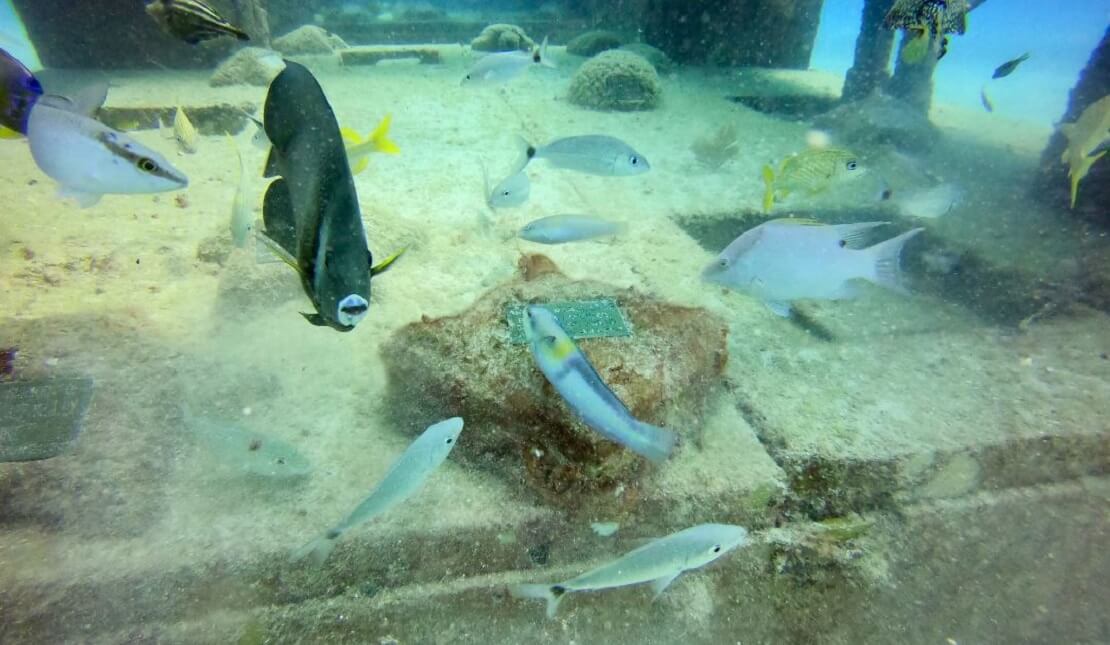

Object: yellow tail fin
[371,247,405,276]
[761,164,776,213]
[340,126,370,175]
[369,114,400,155]
[0,125,22,139]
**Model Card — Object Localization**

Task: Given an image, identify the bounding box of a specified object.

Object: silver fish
[523,135,650,176]
[462,36,553,86]
[511,523,749,618]
[291,417,464,566]
[525,305,675,463]
[181,406,311,478]
[27,98,187,207]
[701,219,922,317]
[487,169,530,209]
[519,214,626,244]
[892,182,962,219]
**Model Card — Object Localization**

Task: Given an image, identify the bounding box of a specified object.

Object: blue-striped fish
[510,523,749,618]
[525,305,675,463]
[290,417,464,566]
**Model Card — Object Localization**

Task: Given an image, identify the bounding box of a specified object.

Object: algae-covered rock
[209,47,285,87]
[379,255,728,512]
[566,30,623,57]
[620,42,674,72]
[273,25,347,55]
[470,23,535,52]
[568,49,662,112]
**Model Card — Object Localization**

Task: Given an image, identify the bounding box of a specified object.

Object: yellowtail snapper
[510,523,749,618]
[145,0,250,45]
[525,305,676,463]
[291,417,464,566]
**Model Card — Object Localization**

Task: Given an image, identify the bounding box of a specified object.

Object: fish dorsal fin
[261,178,298,262]
[774,218,824,226]
[263,146,281,178]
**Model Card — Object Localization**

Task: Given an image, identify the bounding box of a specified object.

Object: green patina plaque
[506,298,631,344]
[0,377,94,462]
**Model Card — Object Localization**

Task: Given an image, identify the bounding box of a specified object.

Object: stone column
[841,0,896,101]
[232,0,272,48]
[886,31,940,113]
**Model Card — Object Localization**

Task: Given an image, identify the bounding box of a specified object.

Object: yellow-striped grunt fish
[173,106,197,154]
[1059,95,1110,209]
[761,148,865,213]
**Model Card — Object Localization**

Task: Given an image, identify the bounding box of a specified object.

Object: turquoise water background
[812,0,1108,126]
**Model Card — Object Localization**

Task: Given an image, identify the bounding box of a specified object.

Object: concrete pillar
[841,0,896,101]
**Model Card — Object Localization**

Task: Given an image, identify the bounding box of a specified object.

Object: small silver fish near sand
[525,305,675,462]
[892,182,962,219]
[182,406,311,478]
[510,523,749,618]
[462,36,554,86]
[519,214,626,244]
[228,134,254,247]
[291,417,464,566]
[485,167,530,209]
[521,135,650,177]
[701,219,923,317]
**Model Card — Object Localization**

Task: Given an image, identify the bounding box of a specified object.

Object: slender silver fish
[511,523,749,618]
[462,36,553,86]
[522,135,650,176]
[525,305,676,463]
[291,417,464,566]
[228,135,254,247]
[519,214,626,244]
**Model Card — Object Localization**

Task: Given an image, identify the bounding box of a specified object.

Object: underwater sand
[1,46,1107,643]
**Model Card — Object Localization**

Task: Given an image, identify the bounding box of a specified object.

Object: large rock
[470,23,534,52]
[209,47,285,87]
[273,25,347,55]
[567,49,662,112]
[379,255,729,512]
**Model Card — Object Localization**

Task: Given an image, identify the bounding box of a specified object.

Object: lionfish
[145,0,250,45]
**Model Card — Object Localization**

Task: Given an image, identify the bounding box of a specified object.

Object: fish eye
[276,457,286,465]
[445,437,454,445]
[629,156,639,166]
[712,544,722,553]
[502,190,511,196]
[137,157,159,173]
[718,258,728,267]
[464,74,472,80]
[846,160,859,171]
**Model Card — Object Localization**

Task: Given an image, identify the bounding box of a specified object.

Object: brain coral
[470,23,535,52]
[567,50,662,112]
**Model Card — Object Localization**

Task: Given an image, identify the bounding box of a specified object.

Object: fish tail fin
[370,114,400,155]
[866,227,924,293]
[509,583,566,618]
[631,421,677,463]
[0,125,22,139]
[513,135,537,173]
[761,164,776,213]
[340,126,370,175]
[290,533,339,567]
[536,36,556,69]
[371,248,405,276]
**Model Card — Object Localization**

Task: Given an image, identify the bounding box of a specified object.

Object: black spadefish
[261,61,372,332]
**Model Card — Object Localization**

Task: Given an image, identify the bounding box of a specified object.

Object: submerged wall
[642,0,825,68]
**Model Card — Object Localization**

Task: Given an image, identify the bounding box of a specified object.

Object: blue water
[811,0,1108,126]
[0,1,36,68]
